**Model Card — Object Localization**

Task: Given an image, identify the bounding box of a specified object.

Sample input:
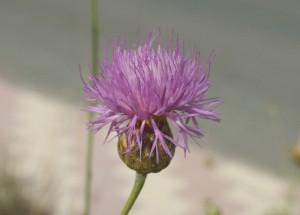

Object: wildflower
[82,32,220,174]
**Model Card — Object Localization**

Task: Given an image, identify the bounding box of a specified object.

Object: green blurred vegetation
[0,172,50,215]
[205,199,222,215]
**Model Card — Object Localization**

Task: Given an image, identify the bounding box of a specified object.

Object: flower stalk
[84,0,99,214]
[121,173,147,215]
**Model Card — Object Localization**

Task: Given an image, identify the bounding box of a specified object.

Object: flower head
[82,32,220,167]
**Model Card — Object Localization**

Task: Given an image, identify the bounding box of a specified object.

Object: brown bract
[118,117,175,174]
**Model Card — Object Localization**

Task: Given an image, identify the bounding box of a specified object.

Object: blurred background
[0,0,300,214]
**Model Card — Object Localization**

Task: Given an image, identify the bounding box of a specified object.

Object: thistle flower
[82,32,221,174]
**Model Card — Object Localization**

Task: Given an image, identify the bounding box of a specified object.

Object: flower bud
[291,143,300,166]
[118,117,175,174]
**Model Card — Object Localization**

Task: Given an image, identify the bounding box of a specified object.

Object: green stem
[84,0,99,214]
[90,0,99,76]
[121,173,147,215]
[84,113,94,215]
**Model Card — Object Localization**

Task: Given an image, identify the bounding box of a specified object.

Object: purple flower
[82,32,221,160]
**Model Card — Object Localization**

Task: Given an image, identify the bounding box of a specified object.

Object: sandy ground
[1,80,299,215]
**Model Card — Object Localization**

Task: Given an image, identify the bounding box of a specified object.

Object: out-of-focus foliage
[0,172,50,215]
[205,199,222,215]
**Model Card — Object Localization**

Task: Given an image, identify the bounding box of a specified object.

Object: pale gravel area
[1,80,299,215]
